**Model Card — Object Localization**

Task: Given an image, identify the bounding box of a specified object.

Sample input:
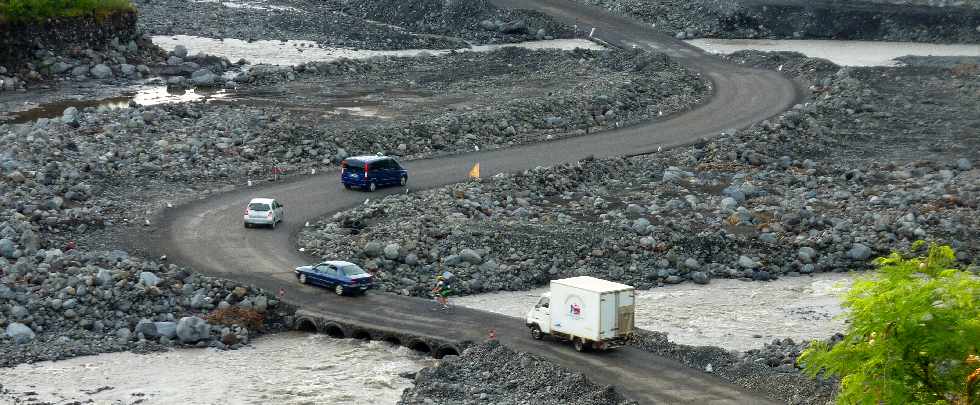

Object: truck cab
[526,292,552,338]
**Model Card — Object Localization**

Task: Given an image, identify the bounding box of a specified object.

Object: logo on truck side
[565,295,584,321]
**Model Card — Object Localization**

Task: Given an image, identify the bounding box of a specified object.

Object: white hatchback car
[243,198,284,229]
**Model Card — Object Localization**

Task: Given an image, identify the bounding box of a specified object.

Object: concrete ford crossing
[525,276,636,352]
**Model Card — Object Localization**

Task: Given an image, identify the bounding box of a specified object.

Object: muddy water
[0,332,435,404]
[686,38,980,66]
[455,273,856,351]
[151,36,606,66]
[4,86,229,124]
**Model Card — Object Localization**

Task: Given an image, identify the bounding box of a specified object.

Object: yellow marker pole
[468,163,480,180]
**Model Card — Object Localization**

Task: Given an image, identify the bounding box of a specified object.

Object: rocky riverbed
[570,0,980,43]
[136,0,574,49]
[399,340,636,405]
[298,52,978,298]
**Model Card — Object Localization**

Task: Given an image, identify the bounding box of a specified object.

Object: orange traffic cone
[468,163,481,180]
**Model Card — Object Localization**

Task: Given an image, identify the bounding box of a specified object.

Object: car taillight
[267,211,273,218]
[364,163,369,175]
[244,208,250,215]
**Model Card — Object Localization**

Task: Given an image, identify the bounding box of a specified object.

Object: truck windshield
[537,297,550,308]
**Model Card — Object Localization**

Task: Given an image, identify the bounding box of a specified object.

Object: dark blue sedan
[295,260,374,296]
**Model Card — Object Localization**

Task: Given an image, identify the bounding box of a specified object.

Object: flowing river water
[0,273,857,404]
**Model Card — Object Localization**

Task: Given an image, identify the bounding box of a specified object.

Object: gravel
[297,51,977,404]
[298,57,979,293]
[398,340,636,405]
[135,0,573,50]
[629,330,839,405]
[568,0,980,43]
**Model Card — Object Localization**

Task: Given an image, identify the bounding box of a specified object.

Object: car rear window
[339,265,367,276]
[248,203,271,211]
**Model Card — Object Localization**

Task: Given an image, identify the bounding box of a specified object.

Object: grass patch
[0,0,135,23]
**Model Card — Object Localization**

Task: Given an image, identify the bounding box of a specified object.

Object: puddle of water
[0,332,435,405]
[191,0,298,11]
[328,106,387,118]
[152,35,606,66]
[3,87,230,124]
[686,38,980,66]
[455,272,855,351]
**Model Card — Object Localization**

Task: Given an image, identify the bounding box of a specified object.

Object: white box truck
[525,276,635,352]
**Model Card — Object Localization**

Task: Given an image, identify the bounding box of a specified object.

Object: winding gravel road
[149,0,802,403]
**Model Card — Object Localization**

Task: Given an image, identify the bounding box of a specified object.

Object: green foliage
[798,243,980,404]
[0,0,134,23]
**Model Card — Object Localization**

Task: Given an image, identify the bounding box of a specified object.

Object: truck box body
[549,276,635,341]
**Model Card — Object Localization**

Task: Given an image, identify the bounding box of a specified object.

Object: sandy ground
[455,272,857,351]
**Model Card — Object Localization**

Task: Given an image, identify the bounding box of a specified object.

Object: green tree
[799,243,980,404]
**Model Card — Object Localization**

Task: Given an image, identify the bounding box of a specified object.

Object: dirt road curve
[151,0,801,403]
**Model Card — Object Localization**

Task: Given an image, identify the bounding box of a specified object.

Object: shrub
[206,307,266,331]
[798,243,980,404]
[0,0,135,23]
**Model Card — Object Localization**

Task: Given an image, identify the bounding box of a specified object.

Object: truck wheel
[529,325,543,340]
[573,338,589,352]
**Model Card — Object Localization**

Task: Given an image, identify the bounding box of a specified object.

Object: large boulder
[848,243,873,261]
[90,64,113,79]
[459,249,482,264]
[139,271,161,287]
[176,316,210,343]
[190,69,216,86]
[5,323,35,344]
[0,238,15,258]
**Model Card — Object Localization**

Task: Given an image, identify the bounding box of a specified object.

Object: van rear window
[343,159,365,171]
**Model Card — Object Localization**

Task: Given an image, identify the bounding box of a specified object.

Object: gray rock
[720,197,738,211]
[51,62,73,74]
[135,319,157,337]
[848,243,873,261]
[957,158,973,171]
[738,255,759,269]
[173,45,189,58]
[176,316,210,343]
[691,271,709,284]
[10,305,29,320]
[5,323,35,344]
[154,322,178,339]
[664,275,683,284]
[119,64,137,77]
[0,238,15,258]
[90,64,113,79]
[363,241,382,257]
[71,65,89,77]
[631,218,651,235]
[798,247,817,263]
[96,269,113,286]
[116,328,132,342]
[191,69,216,86]
[384,243,401,260]
[139,271,161,287]
[459,249,482,264]
[254,295,268,313]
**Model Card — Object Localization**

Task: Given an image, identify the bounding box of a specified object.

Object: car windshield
[248,203,271,211]
[339,265,367,277]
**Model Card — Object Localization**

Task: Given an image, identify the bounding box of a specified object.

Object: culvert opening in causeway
[434,346,459,359]
[323,323,346,338]
[352,330,372,341]
[296,319,317,332]
[408,340,431,354]
[383,336,402,346]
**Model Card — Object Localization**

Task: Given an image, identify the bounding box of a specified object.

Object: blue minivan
[341,155,408,192]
